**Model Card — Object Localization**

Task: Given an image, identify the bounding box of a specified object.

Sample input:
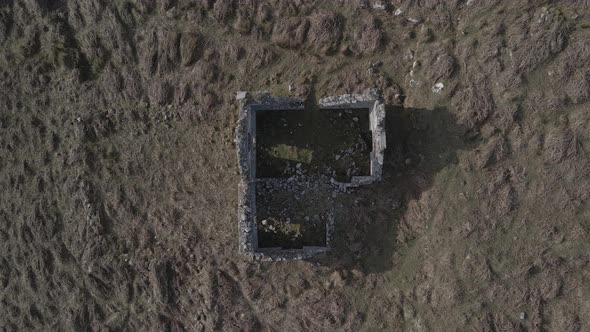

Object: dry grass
[544,126,578,164]
[271,17,310,49]
[307,11,343,55]
[453,80,495,131]
[565,71,590,104]
[1,0,590,331]
[355,16,384,53]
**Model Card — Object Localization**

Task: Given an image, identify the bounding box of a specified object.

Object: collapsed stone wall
[235,89,386,261]
[235,98,257,254]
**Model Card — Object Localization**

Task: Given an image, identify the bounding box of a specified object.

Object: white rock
[236,91,248,100]
[372,1,386,10]
[432,82,444,94]
[394,8,403,16]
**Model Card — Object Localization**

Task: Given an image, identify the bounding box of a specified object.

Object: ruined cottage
[235,89,386,260]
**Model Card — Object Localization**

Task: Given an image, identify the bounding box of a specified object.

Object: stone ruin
[235,89,386,261]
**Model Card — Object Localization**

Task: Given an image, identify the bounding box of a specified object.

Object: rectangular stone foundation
[235,89,386,261]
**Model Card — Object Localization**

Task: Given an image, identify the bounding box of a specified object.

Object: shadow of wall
[316,105,473,274]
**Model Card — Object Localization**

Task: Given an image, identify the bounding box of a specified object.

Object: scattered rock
[330,271,345,288]
[383,83,404,105]
[372,2,386,10]
[236,91,248,100]
[432,82,444,94]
